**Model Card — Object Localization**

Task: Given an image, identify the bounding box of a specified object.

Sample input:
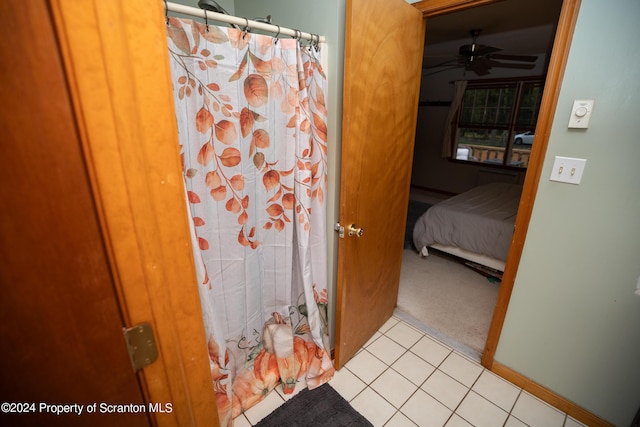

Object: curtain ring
[164,0,169,25]
[293,29,301,41]
[204,9,209,32]
[242,17,250,39]
[274,24,281,44]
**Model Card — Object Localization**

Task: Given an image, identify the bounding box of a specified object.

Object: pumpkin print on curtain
[167,18,333,425]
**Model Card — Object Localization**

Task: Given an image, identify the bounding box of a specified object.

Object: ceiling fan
[424,29,538,76]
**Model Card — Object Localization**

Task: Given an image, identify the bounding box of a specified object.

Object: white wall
[494,0,640,424]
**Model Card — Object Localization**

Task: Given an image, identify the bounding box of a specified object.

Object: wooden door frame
[49,0,218,425]
[411,0,582,368]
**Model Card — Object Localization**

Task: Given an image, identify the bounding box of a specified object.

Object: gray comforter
[412,183,522,261]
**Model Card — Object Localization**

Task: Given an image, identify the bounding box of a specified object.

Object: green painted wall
[494,0,640,425]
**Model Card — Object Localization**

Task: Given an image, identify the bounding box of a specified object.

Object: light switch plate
[568,99,594,128]
[549,156,587,184]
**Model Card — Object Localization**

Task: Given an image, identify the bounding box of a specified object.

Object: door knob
[347,224,364,237]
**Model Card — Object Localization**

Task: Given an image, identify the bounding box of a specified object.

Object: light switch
[549,156,587,185]
[568,99,594,128]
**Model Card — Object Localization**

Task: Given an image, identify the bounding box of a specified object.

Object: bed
[412,182,523,272]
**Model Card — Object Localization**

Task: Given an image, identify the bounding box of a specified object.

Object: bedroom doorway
[399,187,499,358]
[398,0,577,367]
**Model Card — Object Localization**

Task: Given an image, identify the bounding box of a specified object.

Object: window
[453,78,543,168]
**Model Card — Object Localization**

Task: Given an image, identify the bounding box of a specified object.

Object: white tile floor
[233,316,587,427]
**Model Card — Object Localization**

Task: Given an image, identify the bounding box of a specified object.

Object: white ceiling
[422,0,563,68]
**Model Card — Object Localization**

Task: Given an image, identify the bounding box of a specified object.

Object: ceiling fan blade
[487,60,536,70]
[491,53,538,62]
[476,45,502,56]
[422,58,459,70]
[423,65,463,76]
[471,67,491,76]
[423,52,458,57]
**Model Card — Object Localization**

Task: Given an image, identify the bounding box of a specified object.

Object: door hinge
[123,322,158,372]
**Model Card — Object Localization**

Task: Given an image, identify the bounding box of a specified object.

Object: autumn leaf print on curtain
[167,18,333,425]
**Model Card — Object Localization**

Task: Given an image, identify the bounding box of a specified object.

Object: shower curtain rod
[165,2,326,43]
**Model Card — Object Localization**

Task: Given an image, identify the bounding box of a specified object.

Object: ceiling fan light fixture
[459,43,482,57]
[425,27,539,76]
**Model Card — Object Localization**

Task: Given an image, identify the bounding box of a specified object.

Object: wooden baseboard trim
[491,361,613,427]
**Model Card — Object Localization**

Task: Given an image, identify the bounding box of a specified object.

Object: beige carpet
[397,249,500,356]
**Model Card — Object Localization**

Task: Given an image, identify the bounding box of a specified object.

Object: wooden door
[0,1,148,426]
[334,0,425,368]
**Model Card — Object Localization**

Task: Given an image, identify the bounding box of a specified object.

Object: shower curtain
[167,17,333,425]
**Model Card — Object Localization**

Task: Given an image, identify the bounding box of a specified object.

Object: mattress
[412,182,522,263]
